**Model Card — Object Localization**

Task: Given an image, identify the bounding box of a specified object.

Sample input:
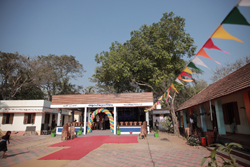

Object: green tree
[56,78,83,95]
[211,55,250,82]
[15,84,45,100]
[83,86,96,94]
[35,54,85,100]
[174,79,208,108]
[93,12,196,96]
[0,52,35,99]
[92,12,196,134]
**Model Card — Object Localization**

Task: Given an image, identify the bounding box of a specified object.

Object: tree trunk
[170,93,180,135]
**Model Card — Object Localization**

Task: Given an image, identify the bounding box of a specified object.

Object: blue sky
[0,0,250,89]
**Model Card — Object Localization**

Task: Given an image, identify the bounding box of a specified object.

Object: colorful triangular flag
[192,56,209,69]
[237,0,250,6]
[222,7,250,26]
[180,71,192,78]
[187,62,203,72]
[203,38,230,54]
[211,25,243,43]
[171,83,178,93]
[177,75,193,82]
[197,48,220,64]
[175,78,184,85]
[183,67,194,74]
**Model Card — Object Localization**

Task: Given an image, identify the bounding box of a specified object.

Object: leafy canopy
[92,12,196,96]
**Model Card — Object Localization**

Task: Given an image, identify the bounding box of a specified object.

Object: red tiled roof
[177,63,250,111]
[51,92,153,105]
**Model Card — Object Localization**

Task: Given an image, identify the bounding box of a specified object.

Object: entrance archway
[87,108,114,133]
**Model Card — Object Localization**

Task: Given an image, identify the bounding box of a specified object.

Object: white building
[0,100,71,135]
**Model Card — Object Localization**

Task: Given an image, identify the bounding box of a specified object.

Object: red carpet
[39,136,138,160]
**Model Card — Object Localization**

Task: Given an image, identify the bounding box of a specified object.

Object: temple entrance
[87,108,114,133]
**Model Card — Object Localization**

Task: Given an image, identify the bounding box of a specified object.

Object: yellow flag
[171,83,178,94]
[211,25,243,43]
[184,67,193,74]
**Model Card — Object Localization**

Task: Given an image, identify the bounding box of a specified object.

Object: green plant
[162,116,173,133]
[201,142,243,167]
[117,125,120,131]
[187,135,201,146]
[51,128,56,133]
[155,130,159,133]
[79,125,83,131]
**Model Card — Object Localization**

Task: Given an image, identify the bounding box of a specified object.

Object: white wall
[221,93,250,134]
[0,113,42,133]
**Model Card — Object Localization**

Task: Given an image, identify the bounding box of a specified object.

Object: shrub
[162,116,173,133]
[187,135,201,146]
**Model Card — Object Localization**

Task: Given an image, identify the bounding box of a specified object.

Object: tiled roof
[177,63,250,111]
[51,92,153,105]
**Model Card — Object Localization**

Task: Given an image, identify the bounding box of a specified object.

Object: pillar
[183,110,187,128]
[57,112,61,126]
[243,91,250,132]
[146,111,149,132]
[114,106,117,135]
[71,111,75,122]
[84,107,87,135]
[178,111,181,128]
[200,104,207,132]
[215,100,226,135]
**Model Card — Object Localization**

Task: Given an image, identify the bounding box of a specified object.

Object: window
[222,102,240,125]
[24,113,36,124]
[2,113,14,124]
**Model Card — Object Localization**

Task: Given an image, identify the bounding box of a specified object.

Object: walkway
[0,132,238,167]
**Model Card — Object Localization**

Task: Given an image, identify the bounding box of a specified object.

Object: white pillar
[146,111,149,132]
[114,106,117,135]
[57,112,61,126]
[84,107,87,135]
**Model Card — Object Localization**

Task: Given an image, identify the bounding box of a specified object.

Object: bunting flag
[187,62,203,72]
[177,75,193,82]
[222,7,250,26]
[192,56,209,69]
[145,1,249,113]
[180,71,192,78]
[183,67,194,74]
[203,38,230,54]
[171,83,178,93]
[166,88,170,101]
[211,25,243,43]
[175,78,184,85]
[197,48,220,64]
[237,0,250,6]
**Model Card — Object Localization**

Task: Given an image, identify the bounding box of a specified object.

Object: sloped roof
[177,62,250,111]
[51,92,153,105]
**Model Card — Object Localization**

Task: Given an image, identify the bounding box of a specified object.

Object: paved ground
[0,132,234,167]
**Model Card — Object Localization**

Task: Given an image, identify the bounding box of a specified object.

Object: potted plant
[78,125,83,135]
[130,131,133,135]
[117,125,121,135]
[51,128,56,137]
[154,130,159,137]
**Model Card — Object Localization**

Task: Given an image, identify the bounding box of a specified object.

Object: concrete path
[0,132,239,167]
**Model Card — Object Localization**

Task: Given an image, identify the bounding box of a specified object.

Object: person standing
[0,131,11,158]
[105,114,109,130]
[100,114,103,130]
[96,114,100,130]
[155,120,159,130]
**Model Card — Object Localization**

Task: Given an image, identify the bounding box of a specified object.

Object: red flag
[180,71,192,78]
[203,38,230,54]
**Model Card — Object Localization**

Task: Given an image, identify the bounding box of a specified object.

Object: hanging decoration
[144,1,250,112]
